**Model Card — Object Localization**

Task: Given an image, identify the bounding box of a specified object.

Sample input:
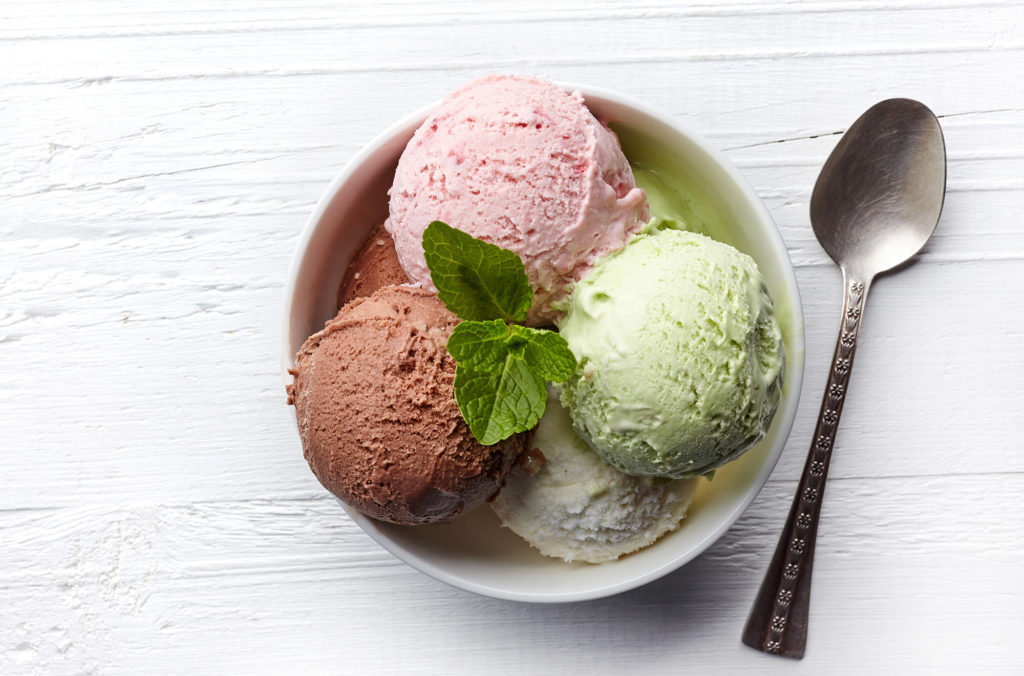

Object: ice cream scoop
[559,224,784,479]
[385,75,648,325]
[335,222,408,309]
[492,394,696,563]
[287,285,524,525]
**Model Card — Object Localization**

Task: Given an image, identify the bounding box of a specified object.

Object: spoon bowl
[810,99,946,277]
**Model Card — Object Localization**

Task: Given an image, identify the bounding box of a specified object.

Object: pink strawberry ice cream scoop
[385,75,649,325]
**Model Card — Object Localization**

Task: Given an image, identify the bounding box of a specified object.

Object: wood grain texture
[2,1,1022,673]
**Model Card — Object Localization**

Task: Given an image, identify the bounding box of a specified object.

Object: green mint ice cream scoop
[558,224,784,479]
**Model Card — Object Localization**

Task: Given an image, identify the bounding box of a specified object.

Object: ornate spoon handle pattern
[741,276,870,659]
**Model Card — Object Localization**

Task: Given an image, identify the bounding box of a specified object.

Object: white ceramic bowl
[282,83,805,603]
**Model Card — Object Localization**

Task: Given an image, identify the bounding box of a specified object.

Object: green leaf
[453,356,548,446]
[447,321,576,445]
[509,325,577,383]
[446,320,511,371]
[422,220,533,322]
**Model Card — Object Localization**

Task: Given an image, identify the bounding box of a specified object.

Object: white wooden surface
[2,1,1023,673]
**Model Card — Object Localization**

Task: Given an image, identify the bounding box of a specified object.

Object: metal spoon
[741,99,947,658]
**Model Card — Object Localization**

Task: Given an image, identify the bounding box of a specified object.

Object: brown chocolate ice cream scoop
[287,285,523,525]
[336,223,409,309]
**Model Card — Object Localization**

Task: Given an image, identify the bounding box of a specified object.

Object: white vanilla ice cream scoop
[492,393,696,564]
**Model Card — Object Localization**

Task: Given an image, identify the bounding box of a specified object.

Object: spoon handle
[742,274,871,659]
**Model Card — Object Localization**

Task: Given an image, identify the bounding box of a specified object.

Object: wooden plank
[4,6,1023,89]
[1,474,1021,672]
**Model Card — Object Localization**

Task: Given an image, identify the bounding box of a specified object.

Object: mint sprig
[423,221,577,445]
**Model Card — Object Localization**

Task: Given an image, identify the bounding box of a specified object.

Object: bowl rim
[281,81,805,603]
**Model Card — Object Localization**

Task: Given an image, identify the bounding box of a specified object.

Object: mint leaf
[509,325,577,382]
[422,221,532,322]
[453,357,547,446]
[448,322,577,381]
[447,320,511,370]
[448,321,577,444]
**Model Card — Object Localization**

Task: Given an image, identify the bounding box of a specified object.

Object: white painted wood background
[2,1,1022,673]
